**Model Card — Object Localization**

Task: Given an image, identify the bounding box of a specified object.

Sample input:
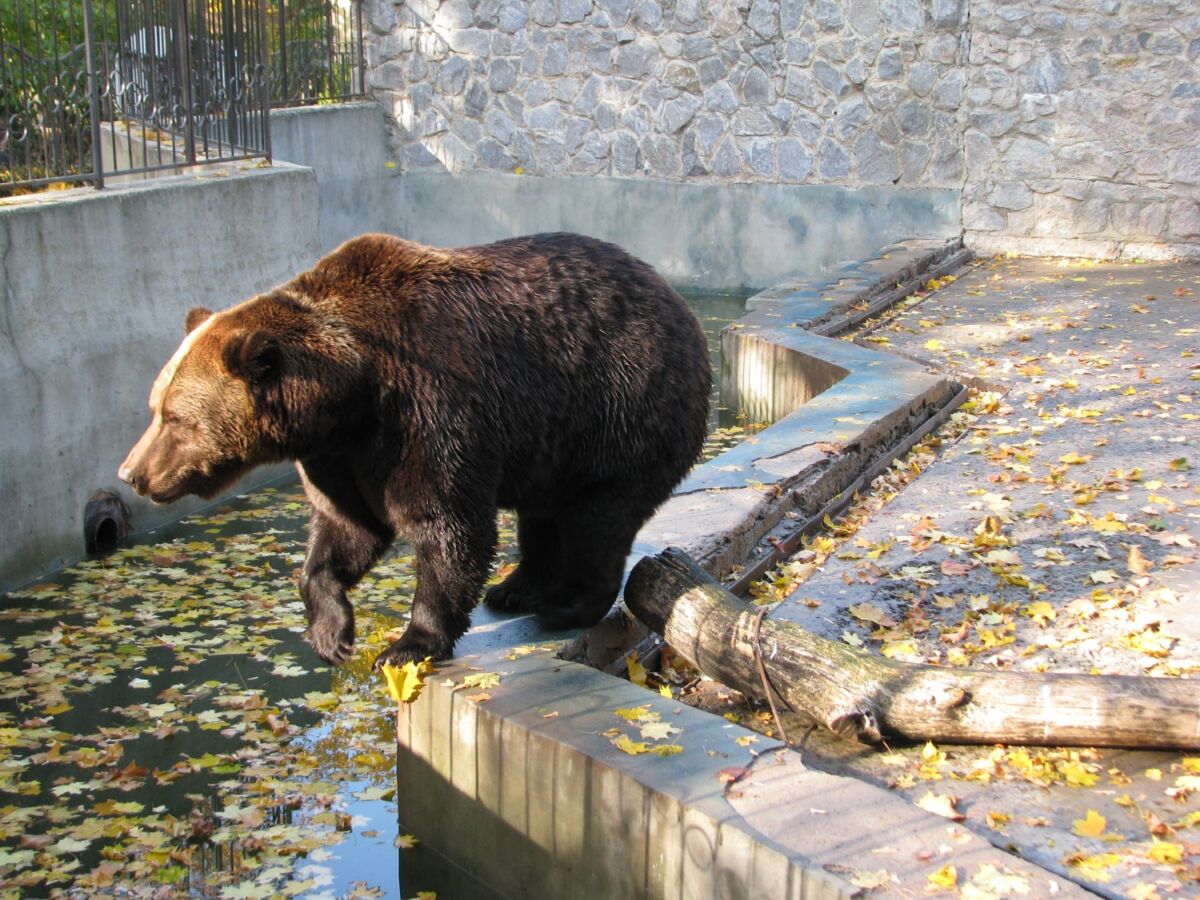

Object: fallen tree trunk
[625,547,1200,749]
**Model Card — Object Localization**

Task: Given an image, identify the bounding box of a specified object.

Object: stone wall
[365,0,1199,259]
[962,0,1200,258]
[367,0,967,188]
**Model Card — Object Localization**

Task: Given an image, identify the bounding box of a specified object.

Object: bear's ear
[185,307,214,334]
[222,330,280,385]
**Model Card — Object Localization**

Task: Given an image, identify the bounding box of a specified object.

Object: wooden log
[625,547,1200,749]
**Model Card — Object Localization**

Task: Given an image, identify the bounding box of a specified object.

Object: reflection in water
[0,486,450,897]
[0,291,752,897]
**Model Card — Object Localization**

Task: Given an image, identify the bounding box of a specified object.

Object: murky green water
[0,292,750,898]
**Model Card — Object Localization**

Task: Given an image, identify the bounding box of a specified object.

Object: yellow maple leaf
[1059,451,1092,465]
[880,639,920,661]
[614,734,650,755]
[925,338,944,351]
[382,659,434,704]
[1073,809,1107,838]
[626,651,648,686]
[1146,839,1182,864]
[650,743,683,757]
[927,864,957,889]
[1127,545,1153,575]
[1022,601,1056,626]
[615,705,654,722]
[1059,758,1100,787]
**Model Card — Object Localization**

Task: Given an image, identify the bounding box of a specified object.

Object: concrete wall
[269,101,399,251]
[365,0,1200,259]
[0,164,320,591]
[395,171,957,290]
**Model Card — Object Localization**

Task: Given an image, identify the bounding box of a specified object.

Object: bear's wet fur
[120,233,711,668]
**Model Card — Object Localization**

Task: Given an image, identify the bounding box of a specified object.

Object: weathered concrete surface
[270,102,398,251]
[773,257,1200,895]
[399,646,1089,900]
[0,164,319,591]
[393,172,959,291]
[642,329,954,577]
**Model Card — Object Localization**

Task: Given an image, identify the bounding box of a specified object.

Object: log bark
[625,547,1200,749]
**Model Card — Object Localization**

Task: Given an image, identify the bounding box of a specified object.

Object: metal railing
[0,0,363,194]
[269,0,363,108]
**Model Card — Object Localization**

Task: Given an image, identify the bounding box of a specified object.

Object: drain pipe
[727,383,971,597]
[84,490,131,557]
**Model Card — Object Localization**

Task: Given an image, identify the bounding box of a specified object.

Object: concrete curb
[396,240,1092,898]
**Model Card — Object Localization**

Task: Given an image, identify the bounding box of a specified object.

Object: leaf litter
[0,486,521,897]
[672,258,1200,897]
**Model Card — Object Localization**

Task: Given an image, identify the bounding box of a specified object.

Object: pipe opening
[84,490,131,558]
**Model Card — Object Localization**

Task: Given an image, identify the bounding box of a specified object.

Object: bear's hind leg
[374,507,498,670]
[536,487,649,630]
[484,513,564,615]
[302,511,391,665]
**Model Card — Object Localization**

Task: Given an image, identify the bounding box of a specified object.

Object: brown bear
[119,233,711,669]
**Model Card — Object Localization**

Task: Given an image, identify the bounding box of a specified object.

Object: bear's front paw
[483,566,552,614]
[305,608,356,666]
[372,626,454,672]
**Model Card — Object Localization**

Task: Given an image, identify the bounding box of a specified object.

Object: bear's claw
[305,613,356,666]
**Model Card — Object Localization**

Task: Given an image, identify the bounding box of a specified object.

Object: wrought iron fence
[0,0,363,194]
[269,0,363,108]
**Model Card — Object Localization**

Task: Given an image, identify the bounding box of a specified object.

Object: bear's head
[119,294,365,503]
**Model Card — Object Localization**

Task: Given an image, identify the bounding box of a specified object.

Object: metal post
[355,0,364,95]
[258,0,271,161]
[172,0,196,165]
[324,0,334,100]
[81,0,106,187]
[277,0,287,105]
[222,0,238,147]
